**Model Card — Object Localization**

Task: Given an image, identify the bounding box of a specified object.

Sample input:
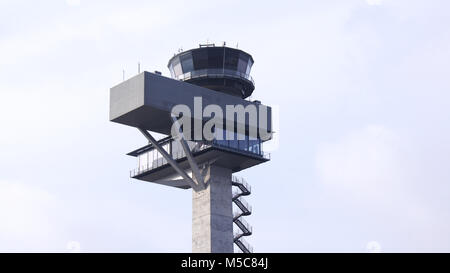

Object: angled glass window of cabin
[245,58,253,76]
[192,49,209,70]
[172,57,182,77]
[208,48,224,69]
[168,63,175,78]
[180,52,194,73]
[224,50,239,70]
[237,53,249,74]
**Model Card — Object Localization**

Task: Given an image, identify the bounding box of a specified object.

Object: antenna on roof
[138,62,140,74]
[236,42,239,48]
[122,69,125,81]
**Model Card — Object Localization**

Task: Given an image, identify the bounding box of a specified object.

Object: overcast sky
[1,0,450,252]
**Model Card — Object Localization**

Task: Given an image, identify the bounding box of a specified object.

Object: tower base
[192,166,233,253]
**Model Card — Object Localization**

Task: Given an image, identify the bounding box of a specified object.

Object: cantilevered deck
[128,137,270,189]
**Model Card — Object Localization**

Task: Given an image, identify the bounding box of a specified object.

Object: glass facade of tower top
[168,47,254,83]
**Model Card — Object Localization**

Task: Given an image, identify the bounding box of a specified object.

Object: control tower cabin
[110,43,272,253]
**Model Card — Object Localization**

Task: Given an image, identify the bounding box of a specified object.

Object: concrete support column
[192,165,233,253]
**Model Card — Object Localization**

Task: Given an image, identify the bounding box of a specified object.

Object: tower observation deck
[110,43,272,253]
[168,43,255,99]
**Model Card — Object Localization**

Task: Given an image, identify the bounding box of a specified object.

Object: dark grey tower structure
[110,43,272,253]
[168,44,255,98]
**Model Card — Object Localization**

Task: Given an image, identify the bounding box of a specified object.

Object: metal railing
[233,215,252,234]
[177,68,255,86]
[232,175,251,193]
[232,175,253,253]
[234,235,253,254]
[130,142,212,177]
[233,196,252,213]
[130,139,269,177]
[130,157,168,177]
[232,188,247,201]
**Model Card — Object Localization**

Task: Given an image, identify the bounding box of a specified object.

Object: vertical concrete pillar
[192,165,233,253]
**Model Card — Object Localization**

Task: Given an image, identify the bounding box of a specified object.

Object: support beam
[192,141,204,152]
[171,116,205,189]
[137,128,200,191]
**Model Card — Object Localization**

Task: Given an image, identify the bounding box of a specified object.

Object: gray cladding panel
[110,72,145,121]
[110,72,272,136]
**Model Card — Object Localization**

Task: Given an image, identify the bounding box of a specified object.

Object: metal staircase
[232,175,253,253]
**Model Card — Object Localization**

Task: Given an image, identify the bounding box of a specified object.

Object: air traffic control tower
[110,44,272,253]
